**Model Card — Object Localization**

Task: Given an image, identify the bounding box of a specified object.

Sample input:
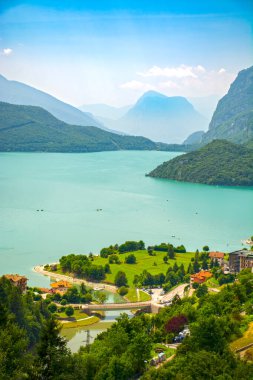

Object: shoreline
[33,264,118,294]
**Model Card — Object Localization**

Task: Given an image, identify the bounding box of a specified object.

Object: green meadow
[93,250,195,287]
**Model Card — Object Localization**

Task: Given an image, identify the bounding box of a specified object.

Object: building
[229,250,253,273]
[50,280,72,294]
[190,270,212,284]
[4,274,28,293]
[209,251,225,265]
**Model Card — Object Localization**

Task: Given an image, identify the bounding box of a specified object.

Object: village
[3,246,253,367]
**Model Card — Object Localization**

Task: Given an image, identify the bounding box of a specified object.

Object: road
[151,283,189,307]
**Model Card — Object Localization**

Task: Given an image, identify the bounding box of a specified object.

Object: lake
[0,150,252,286]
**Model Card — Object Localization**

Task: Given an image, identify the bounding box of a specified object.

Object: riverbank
[33,264,118,294]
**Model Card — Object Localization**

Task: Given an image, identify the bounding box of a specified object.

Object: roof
[191,271,212,281]
[51,280,72,289]
[209,252,224,259]
[38,287,52,293]
[4,274,28,282]
[230,250,253,258]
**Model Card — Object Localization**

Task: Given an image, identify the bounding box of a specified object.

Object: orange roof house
[190,271,212,284]
[50,280,72,293]
[4,274,28,293]
[209,252,225,260]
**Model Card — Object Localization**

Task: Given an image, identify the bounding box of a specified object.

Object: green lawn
[125,288,151,302]
[93,250,195,286]
[56,309,100,328]
[61,316,100,329]
[56,309,88,321]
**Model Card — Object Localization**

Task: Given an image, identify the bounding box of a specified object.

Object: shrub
[65,306,74,317]
[118,286,128,296]
[125,254,136,264]
[48,303,57,313]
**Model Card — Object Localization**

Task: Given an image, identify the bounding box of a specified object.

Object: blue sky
[0,1,252,107]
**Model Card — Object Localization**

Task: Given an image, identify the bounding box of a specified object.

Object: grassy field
[125,288,151,302]
[56,309,88,320]
[56,309,100,328]
[230,322,253,352]
[93,250,195,286]
[61,316,100,329]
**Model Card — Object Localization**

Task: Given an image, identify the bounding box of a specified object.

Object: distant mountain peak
[0,74,109,131]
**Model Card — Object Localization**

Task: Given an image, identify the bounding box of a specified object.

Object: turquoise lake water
[0,151,252,287]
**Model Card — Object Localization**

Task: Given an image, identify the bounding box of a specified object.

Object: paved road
[151,283,189,307]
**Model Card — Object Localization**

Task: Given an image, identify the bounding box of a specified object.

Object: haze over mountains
[82,91,208,143]
[0,74,108,131]
[0,102,175,152]
[0,65,252,151]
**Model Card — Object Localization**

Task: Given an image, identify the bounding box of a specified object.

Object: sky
[0,0,252,107]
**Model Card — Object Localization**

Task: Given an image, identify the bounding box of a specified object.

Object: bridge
[81,301,152,312]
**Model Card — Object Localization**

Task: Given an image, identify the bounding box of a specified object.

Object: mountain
[79,103,131,120]
[111,91,208,143]
[0,101,176,152]
[0,74,108,130]
[183,131,205,145]
[202,66,253,144]
[148,139,253,186]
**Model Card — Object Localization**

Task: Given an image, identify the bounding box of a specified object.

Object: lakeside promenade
[33,265,118,293]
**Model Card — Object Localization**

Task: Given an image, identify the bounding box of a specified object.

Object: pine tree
[37,318,70,379]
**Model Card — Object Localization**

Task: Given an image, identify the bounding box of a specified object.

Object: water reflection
[62,290,134,352]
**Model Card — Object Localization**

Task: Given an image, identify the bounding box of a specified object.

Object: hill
[0,74,108,130]
[102,91,208,143]
[202,66,253,144]
[0,102,171,152]
[148,139,253,186]
[183,130,205,145]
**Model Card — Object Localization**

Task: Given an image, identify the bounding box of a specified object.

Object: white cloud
[218,68,226,74]
[2,48,13,56]
[120,65,236,99]
[137,64,206,79]
[120,80,154,91]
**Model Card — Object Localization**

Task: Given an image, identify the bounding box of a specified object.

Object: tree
[148,247,153,256]
[193,260,200,273]
[65,306,74,317]
[202,258,208,270]
[203,245,210,252]
[115,271,128,287]
[48,303,57,313]
[125,254,136,264]
[165,315,188,334]
[118,286,128,296]
[104,263,111,273]
[196,284,208,298]
[37,318,70,379]
[80,282,87,295]
[163,256,168,264]
[168,245,175,259]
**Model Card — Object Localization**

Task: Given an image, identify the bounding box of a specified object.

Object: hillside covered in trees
[148,139,253,186]
[2,268,253,379]
[0,102,182,153]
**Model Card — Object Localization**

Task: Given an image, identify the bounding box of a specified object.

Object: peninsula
[147,139,253,186]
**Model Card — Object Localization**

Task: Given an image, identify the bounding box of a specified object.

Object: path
[34,265,118,293]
